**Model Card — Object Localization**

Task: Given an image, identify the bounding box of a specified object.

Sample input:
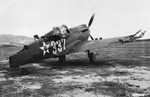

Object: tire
[59,55,66,62]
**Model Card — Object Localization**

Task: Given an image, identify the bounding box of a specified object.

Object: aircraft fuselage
[9,24,90,68]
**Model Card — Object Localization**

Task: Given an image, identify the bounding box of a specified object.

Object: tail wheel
[59,55,66,62]
[87,50,96,63]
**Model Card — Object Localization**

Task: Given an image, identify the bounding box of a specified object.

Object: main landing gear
[87,50,96,63]
[59,55,66,62]
[58,51,96,63]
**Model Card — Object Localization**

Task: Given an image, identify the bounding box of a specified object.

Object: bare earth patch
[0,58,150,97]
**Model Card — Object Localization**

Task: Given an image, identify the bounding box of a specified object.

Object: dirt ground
[0,41,150,97]
[0,56,150,97]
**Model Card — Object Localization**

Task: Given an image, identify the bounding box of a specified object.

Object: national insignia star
[40,42,50,56]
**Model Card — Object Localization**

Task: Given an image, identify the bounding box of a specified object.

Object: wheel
[87,51,96,63]
[59,55,66,62]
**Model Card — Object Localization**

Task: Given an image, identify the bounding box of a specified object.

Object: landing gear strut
[87,50,96,63]
[59,55,66,62]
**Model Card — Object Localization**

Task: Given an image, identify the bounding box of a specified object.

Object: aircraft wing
[74,35,142,53]
[75,30,146,53]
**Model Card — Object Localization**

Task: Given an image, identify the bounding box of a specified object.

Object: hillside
[0,35,33,45]
[0,35,33,60]
[0,44,22,60]
[95,40,150,61]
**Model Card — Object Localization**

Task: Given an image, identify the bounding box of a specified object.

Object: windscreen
[42,25,69,41]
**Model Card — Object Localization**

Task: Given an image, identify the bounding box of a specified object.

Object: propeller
[88,13,95,28]
[88,14,95,40]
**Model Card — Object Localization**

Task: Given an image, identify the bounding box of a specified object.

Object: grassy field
[0,40,150,97]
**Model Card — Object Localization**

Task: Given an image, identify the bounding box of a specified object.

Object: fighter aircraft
[9,14,146,69]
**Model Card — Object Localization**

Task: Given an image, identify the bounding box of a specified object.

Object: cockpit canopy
[41,24,69,41]
[53,24,69,36]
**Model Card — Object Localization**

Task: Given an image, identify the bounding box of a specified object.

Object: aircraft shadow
[2,58,149,76]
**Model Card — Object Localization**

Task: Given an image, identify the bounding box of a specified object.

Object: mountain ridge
[0,34,33,45]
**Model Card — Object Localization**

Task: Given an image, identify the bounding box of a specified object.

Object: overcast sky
[0,0,150,39]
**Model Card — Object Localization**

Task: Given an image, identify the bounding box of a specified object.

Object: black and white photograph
[0,0,150,97]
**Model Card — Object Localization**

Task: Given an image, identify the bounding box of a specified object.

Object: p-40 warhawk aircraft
[9,14,146,69]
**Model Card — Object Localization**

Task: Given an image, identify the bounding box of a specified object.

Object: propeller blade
[89,35,94,40]
[88,13,95,28]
